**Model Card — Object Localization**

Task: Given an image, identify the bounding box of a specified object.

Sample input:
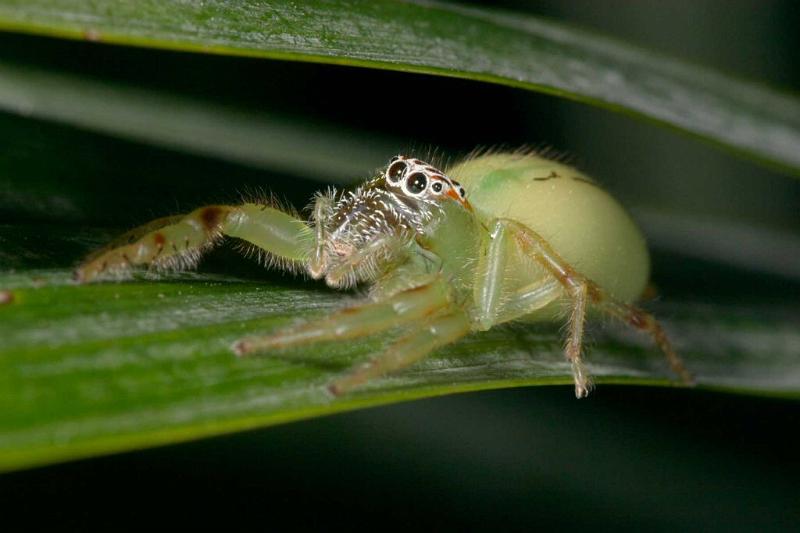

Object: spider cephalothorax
[308,156,471,288]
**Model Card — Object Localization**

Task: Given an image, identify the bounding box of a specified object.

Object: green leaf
[1,224,799,472]
[0,61,393,184]
[0,0,799,174]
[1,1,798,474]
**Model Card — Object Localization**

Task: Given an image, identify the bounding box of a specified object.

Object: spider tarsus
[231,340,250,357]
[572,360,594,399]
[0,290,14,305]
[575,378,595,399]
[678,368,696,387]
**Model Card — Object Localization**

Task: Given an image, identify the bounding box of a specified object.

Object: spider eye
[459,187,466,197]
[432,182,443,193]
[406,172,428,194]
[386,161,407,183]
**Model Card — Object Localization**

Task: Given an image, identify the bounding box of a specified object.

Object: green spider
[75,151,693,398]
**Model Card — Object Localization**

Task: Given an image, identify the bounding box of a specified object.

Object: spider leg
[323,235,400,288]
[473,219,595,397]
[232,281,451,356]
[495,218,692,396]
[328,311,471,396]
[472,217,563,329]
[493,278,562,323]
[75,203,313,282]
[564,280,592,397]
[594,299,694,385]
[308,190,334,279]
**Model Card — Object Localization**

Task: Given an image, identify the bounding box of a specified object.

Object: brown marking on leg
[604,301,694,385]
[586,282,603,303]
[231,339,250,357]
[151,232,167,262]
[628,308,650,329]
[199,207,224,231]
[0,290,14,305]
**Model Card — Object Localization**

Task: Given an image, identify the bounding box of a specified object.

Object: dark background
[1,1,799,530]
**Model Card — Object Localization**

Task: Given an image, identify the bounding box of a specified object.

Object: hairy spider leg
[323,235,402,288]
[309,191,334,278]
[328,311,471,396]
[471,220,564,327]
[487,219,692,397]
[594,300,694,385]
[492,278,563,324]
[233,281,452,356]
[74,203,314,282]
[472,219,592,397]
[330,277,560,396]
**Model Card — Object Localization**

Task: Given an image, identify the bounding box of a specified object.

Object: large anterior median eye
[386,160,407,183]
[406,172,428,194]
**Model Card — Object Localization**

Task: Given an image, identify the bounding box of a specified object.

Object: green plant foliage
[1,224,799,472]
[0,1,798,474]
[0,0,799,174]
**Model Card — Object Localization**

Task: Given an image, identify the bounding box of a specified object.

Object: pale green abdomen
[448,153,650,303]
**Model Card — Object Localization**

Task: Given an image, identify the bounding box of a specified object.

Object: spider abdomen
[447,153,650,304]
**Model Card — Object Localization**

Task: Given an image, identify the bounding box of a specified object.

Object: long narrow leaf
[1,225,799,472]
[0,0,798,174]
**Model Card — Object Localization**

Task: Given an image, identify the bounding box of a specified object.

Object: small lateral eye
[432,182,443,193]
[406,172,428,194]
[386,160,407,183]
[459,187,466,198]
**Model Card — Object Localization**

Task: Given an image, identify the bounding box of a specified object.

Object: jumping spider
[76,151,693,397]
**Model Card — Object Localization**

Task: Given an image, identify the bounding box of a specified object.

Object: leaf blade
[1,256,799,473]
[0,0,798,173]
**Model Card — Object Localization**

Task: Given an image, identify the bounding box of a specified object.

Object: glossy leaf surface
[0,0,798,174]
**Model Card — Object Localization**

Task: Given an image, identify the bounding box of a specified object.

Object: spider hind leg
[479,218,693,398]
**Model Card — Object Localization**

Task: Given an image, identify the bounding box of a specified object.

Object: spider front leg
[475,218,693,398]
[233,280,451,355]
[328,310,470,395]
[75,203,314,282]
[235,277,470,396]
